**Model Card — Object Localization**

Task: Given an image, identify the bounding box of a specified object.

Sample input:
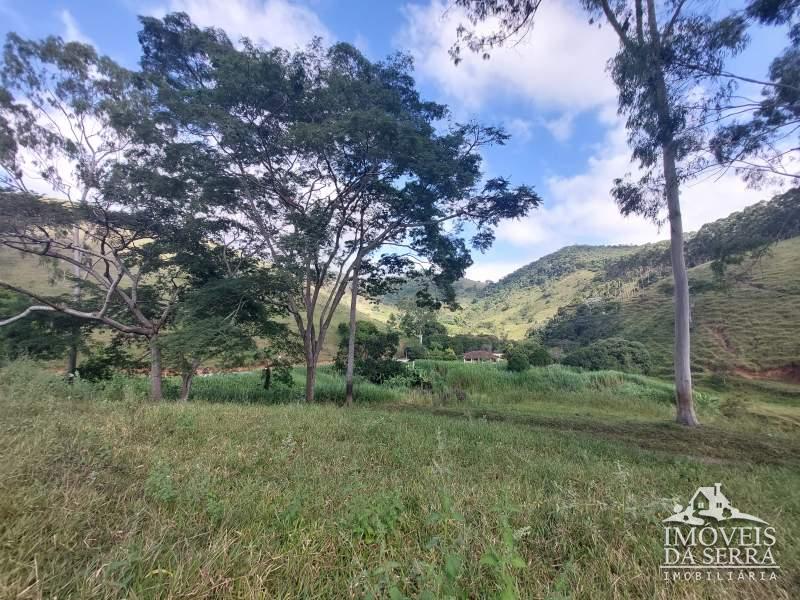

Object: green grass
[1,360,798,598]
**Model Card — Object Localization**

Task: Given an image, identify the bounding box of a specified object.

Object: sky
[0,0,788,281]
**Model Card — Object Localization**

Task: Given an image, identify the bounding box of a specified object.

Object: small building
[463,350,498,363]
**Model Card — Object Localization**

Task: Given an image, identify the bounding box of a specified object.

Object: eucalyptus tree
[0,34,213,399]
[450,0,760,426]
[138,13,540,403]
[0,34,140,374]
[709,0,800,185]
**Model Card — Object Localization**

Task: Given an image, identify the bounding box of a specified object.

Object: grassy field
[1,360,798,599]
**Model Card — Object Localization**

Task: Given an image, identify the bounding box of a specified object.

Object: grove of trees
[0,13,539,403]
[0,2,795,427]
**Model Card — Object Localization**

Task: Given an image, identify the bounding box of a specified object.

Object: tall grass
[0,361,400,405]
[408,360,718,422]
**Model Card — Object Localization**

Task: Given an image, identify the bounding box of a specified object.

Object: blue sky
[0,0,786,280]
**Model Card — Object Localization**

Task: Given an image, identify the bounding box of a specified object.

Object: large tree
[0,34,140,374]
[450,0,763,426]
[137,14,540,403]
[0,35,218,399]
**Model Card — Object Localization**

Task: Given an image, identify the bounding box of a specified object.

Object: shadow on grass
[385,404,800,468]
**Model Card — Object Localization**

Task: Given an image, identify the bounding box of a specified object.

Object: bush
[356,358,409,385]
[517,339,552,367]
[562,338,652,374]
[425,347,458,361]
[505,348,530,372]
[403,341,427,360]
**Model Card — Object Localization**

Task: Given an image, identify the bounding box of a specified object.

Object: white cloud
[59,9,93,45]
[151,0,330,49]
[466,259,530,282]
[483,121,777,279]
[397,0,618,113]
[543,112,575,142]
[506,118,534,142]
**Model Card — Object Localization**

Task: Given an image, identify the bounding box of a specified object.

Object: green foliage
[514,339,552,367]
[504,348,529,372]
[0,290,87,363]
[79,341,142,382]
[334,321,407,384]
[399,305,448,344]
[562,338,652,375]
[144,463,178,504]
[480,519,528,599]
[541,301,622,351]
[346,495,406,543]
[403,341,427,360]
[424,346,458,361]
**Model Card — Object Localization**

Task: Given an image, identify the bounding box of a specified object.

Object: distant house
[463,350,498,363]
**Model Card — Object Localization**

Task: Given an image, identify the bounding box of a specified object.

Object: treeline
[604,189,800,283]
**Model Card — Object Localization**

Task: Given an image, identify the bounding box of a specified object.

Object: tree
[398,302,449,347]
[334,320,405,385]
[160,274,294,401]
[563,337,652,374]
[0,34,140,375]
[505,347,530,372]
[450,0,758,426]
[0,288,89,363]
[709,0,800,185]
[137,14,541,404]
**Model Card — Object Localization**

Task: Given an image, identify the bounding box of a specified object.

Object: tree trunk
[149,336,163,401]
[640,0,699,426]
[663,143,699,426]
[66,335,78,376]
[179,372,193,402]
[179,359,200,402]
[66,224,81,376]
[345,263,361,407]
[304,358,316,403]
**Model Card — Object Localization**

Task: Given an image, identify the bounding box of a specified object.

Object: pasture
[1,360,798,599]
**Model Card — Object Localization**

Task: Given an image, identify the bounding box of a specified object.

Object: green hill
[375,189,800,377]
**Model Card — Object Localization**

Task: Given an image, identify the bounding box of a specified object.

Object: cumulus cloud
[543,112,575,142]
[150,0,330,49]
[397,0,618,113]
[466,259,531,282]
[493,122,778,259]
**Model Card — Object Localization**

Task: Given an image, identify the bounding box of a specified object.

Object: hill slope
[374,190,800,375]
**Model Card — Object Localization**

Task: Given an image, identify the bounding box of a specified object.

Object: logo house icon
[663,483,768,526]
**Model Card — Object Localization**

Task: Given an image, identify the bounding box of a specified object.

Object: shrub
[562,337,652,374]
[517,339,552,366]
[425,347,458,361]
[505,348,530,372]
[403,341,427,360]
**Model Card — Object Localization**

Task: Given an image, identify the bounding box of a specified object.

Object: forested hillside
[378,189,800,376]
